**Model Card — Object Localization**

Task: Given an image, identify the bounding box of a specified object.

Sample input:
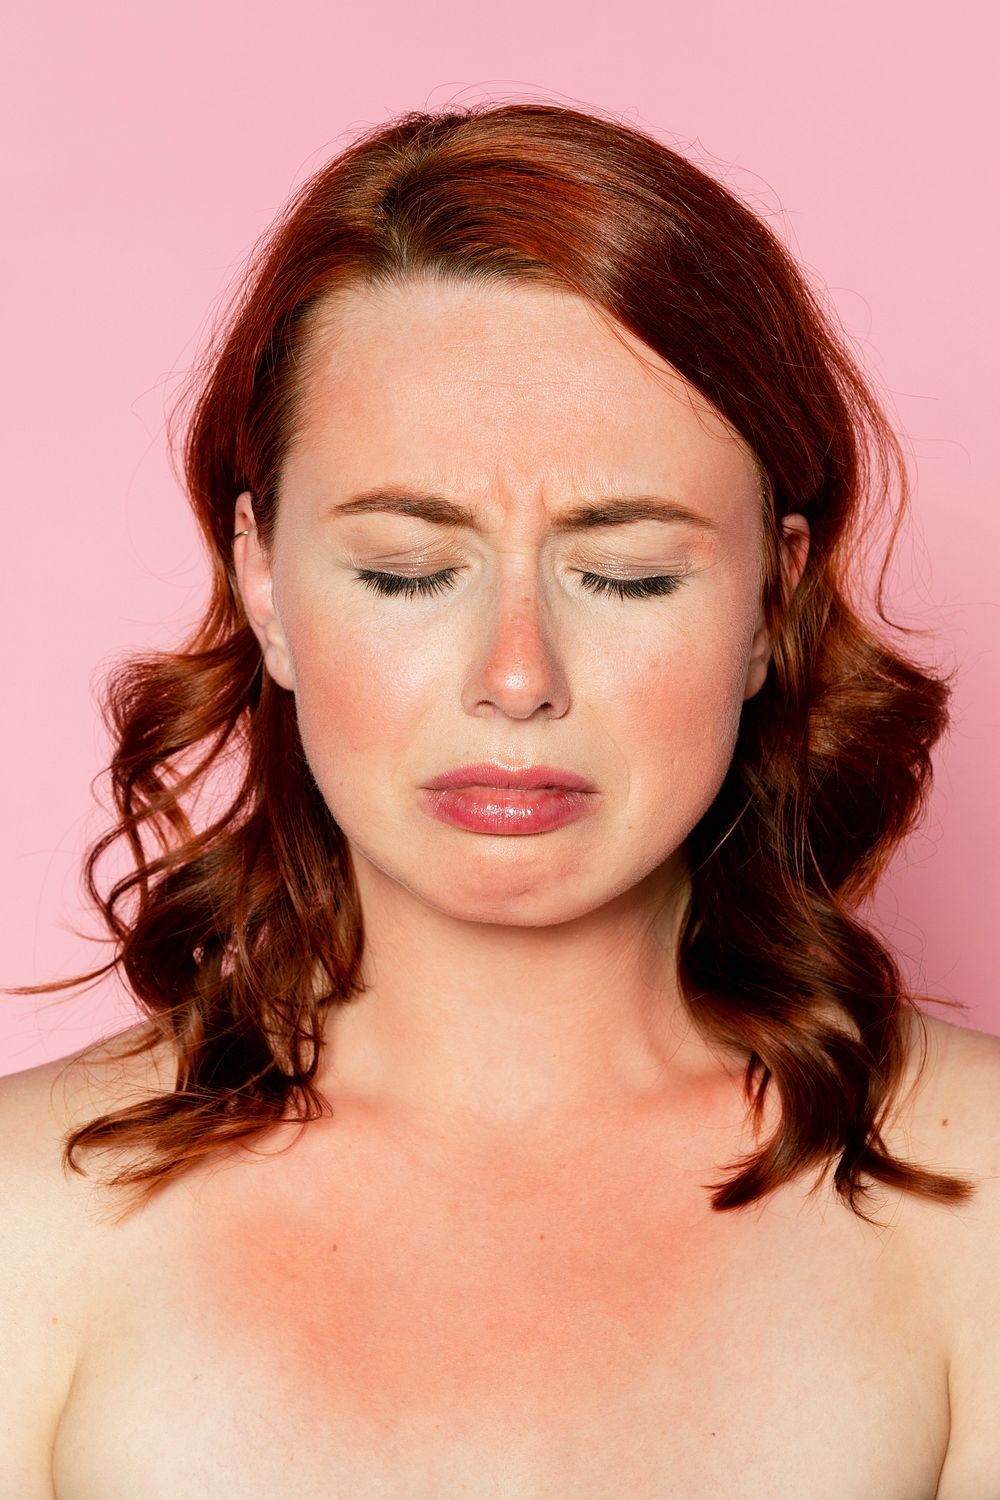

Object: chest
[53,1132,949,1499]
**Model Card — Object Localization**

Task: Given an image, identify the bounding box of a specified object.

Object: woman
[3,101,998,1497]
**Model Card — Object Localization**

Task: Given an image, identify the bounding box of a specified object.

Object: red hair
[8,101,971,1219]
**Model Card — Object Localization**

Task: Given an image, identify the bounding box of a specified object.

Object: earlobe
[232,492,297,692]
[742,622,771,702]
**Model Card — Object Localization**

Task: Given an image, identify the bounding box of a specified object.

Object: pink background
[2,0,997,1074]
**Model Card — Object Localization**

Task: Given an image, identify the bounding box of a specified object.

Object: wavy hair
[9,100,972,1220]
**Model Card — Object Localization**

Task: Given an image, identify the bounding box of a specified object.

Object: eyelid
[347,547,694,573]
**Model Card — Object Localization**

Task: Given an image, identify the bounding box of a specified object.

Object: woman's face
[235,277,808,926]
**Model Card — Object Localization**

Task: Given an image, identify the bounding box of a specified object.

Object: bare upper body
[1,1007,999,1500]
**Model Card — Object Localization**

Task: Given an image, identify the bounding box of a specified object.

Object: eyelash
[353,568,686,601]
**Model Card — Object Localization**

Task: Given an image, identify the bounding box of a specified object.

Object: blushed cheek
[624,628,750,819]
[285,614,431,815]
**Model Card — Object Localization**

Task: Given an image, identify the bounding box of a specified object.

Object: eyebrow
[329,485,721,534]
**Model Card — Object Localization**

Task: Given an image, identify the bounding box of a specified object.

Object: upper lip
[423,762,597,792]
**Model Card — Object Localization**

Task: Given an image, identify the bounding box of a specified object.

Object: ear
[231,492,296,691]
[742,512,811,702]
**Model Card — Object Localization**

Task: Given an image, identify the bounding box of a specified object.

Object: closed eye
[578,572,685,599]
[353,568,686,600]
[354,568,458,598]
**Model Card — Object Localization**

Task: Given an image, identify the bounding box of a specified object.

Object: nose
[461,561,571,721]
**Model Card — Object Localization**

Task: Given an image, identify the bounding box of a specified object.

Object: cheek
[612,611,751,806]
[283,609,435,805]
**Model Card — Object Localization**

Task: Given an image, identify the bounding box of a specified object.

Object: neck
[315,850,725,1140]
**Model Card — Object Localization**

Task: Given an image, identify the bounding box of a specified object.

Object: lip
[422,762,597,792]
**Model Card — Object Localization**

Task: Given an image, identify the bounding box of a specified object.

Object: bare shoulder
[0,1019,177,1196]
[890,1010,1000,1499]
[0,1021,175,1496]
[0,1016,178,1228]
[891,1008,1000,1172]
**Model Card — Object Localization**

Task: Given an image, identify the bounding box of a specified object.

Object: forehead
[284,277,759,523]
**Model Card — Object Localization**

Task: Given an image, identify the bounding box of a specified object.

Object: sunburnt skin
[11,270,999,1500]
[49,1037,953,1499]
[41,277,963,1499]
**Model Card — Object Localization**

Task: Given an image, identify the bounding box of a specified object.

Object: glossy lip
[422,762,597,792]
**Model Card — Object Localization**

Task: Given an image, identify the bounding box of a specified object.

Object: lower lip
[417,785,597,835]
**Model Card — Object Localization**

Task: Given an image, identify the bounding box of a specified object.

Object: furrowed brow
[330,485,720,533]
